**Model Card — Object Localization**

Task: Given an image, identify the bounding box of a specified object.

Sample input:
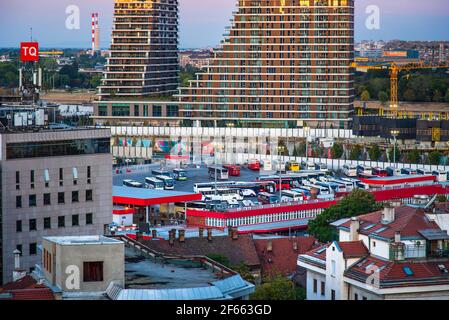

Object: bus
[401,168,417,175]
[156,175,175,190]
[145,177,165,190]
[330,178,355,192]
[223,165,241,177]
[386,166,401,176]
[309,184,332,196]
[258,192,280,205]
[173,169,188,181]
[123,179,144,188]
[301,162,315,171]
[208,166,229,180]
[432,170,448,182]
[286,161,301,172]
[257,175,293,191]
[262,159,272,171]
[316,181,345,193]
[280,190,305,203]
[248,159,261,171]
[372,167,388,177]
[342,164,358,177]
[204,190,243,202]
[152,169,171,176]
[357,165,373,177]
[417,169,432,175]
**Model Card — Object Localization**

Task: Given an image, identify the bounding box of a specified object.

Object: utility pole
[391,130,399,168]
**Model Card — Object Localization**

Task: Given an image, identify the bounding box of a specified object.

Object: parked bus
[372,167,388,177]
[357,165,373,177]
[258,192,280,205]
[316,181,345,193]
[417,169,432,175]
[286,161,301,172]
[223,165,241,177]
[248,159,261,171]
[328,178,354,192]
[208,166,229,180]
[342,164,358,177]
[204,190,243,202]
[386,166,401,176]
[152,169,171,176]
[156,175,175,190]
[315,163,328,171]
[262,159,272,171]
[173,169,188,181]
[280,190,305,203]
[308,184,332,196]
[145,177,165,190]
[301,162,315,171]
[257,175,293,191]
[401,168,417,175]
[123,179,144,189]
[432,170,448,182]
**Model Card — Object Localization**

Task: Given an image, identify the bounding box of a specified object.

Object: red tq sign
[20,42,39,62]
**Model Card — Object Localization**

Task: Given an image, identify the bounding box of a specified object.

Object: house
[298,204,449,300]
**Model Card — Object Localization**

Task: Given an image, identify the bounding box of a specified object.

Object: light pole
[391,130,399,169]
[304,126,310,164]
[277,145,285,201]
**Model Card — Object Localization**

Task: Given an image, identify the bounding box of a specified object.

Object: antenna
[30,27,33,42]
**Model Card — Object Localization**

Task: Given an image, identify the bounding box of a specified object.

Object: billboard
[20,42,39,62]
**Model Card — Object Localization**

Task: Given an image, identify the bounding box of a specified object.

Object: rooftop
[43,235,123,246]
[113,186,202,206]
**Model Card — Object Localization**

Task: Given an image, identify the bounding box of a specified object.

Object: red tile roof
[340,206,441,240]
[254,236,317,277]
[345,255,449,288]
[338,241,369,258]
[0,276,55,300]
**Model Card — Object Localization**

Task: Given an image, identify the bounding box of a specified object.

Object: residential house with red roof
[298,204,449,300]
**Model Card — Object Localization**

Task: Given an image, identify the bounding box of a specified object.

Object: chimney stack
[382,205,396,224]
[14,249,21,270]
[349,217,360,241]
[207,229,213,242]
[179,229,186,243]
[199,227,204,238]
[394,231,401,243]
[232,227,239,240]
[267,240,273,252]
[152,229,157,239]
[13,249,26,282]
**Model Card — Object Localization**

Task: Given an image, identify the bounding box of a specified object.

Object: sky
[0,0,448,48]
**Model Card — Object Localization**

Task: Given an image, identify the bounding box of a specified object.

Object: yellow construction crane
[350,61,449,118]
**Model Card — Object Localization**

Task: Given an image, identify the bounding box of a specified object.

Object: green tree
[378,91,389,105]
[349,145,362,161]
[407,148,420,164]
[388,145,401,163]
[436,194,448,203]
[445,89,449,103]
[368,144,381,161]
[250,275,305,300]
[433,90,443,102]
[206,253,230,267]
[403,89,416,101]
[360,90,371,102]
[308,189,383,243]
[331,142,344,159]
[232,262,255,283]
[90,74,102,89]
[429,151,443,165]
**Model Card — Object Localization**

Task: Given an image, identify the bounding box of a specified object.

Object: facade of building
[178,0,355,129]
[0,128,113,285]
[298,205,449,300]
[98,0,179,99]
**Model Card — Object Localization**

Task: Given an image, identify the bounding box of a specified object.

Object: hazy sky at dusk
[0,0,448,48]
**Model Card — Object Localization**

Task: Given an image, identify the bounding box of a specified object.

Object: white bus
[342,164,358,177]
[432,170,448,182]
[208,166,229,180]
[200,188,243,201]
[280,190,304,203]
[156,175,175,190]
[145,177,165,190]
[123,179,144,189]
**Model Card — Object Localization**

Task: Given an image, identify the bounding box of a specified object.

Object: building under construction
[98,0,179,100]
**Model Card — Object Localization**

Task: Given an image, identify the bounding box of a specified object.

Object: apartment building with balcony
[99,0,179,99]
[298,204,449,300]
[177,0,355,129]
[0,128,113,285]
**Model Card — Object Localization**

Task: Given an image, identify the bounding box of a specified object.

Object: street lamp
[304,126,310,164]
[391,130,400,168]
[277,145,285,201]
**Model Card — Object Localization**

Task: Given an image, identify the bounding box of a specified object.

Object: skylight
[315,247,327,255]
[403,266,414,276]
[363,223,376,231]
[373,227,388,234]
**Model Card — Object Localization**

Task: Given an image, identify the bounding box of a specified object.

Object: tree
[433,90,443,102]
[308,189,383,243]
[429,151,443,165]
[403,89,416,101]
[360,90,371,102]
[349,145,362,161]
[368,144,381,161]
[388,145,401,163]
[436,194,448,203]
[407,148,420,164]
[250,275,305,300]
[445,89,449,103]
[206,253,230,267]
[232,262,255,283]
[331,142,344,159]
[378,91,388,105]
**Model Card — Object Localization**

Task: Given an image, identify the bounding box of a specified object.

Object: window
[331,260,336,276]
[321,281,325,296]
[86,213,93,225]
[29,194,37,207]
[44,193,51,205]
[153,105,162,117]
[29,243,37,255]
[58,216,65,228]
[354,293,359,300]
[16,171,20,189]
[86,190,93,202]
[16,220,22,233]
[58,192,65,204]
[30,170,35,189]
[331,289,336,300]
[59,168,64,186]
[16,245,23,256]
[44,217,51,229]
[373,241,376,247]
[87,166,91,184]
[83,262,103,282]
[72,167,78,185]
[16,196,22,208]
[72,214,79,226]
[72,191,79,203]
[29,219,37,231]
[44,169,50,187]
[313,279,317,294]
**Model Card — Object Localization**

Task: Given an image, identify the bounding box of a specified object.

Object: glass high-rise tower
[99,0,179,100]
[178,0,354,129]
